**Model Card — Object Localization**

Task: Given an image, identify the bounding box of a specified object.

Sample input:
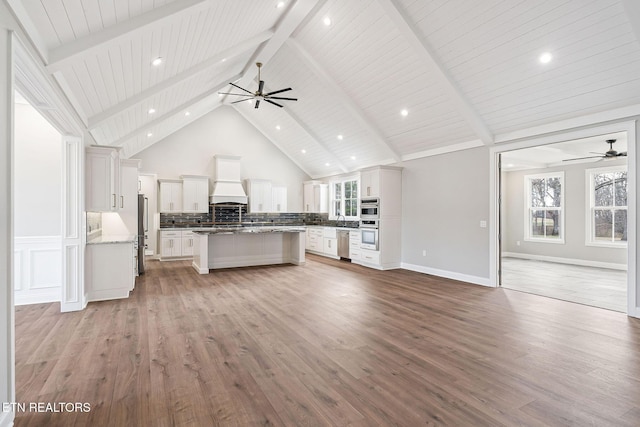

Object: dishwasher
[337,230,350,259]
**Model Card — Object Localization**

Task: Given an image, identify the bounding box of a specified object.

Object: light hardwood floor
[14,254,640,426]
[501,257,627,312]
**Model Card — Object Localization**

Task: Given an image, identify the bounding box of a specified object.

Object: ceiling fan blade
[267,96,298,101]
[218,92,253,96]
[231,98,251,105]
[563,155,603,162]
[264,87,291,96]
[265,99,284,108]
[254,99,260,109]
[258,80,264,94]
[618,152,628,156]
[230,82,253,94]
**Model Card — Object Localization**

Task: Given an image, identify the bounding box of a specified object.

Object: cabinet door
[160,238,173,258]
[247,180,272,213]
[119,161,139,233]
[360,170,379,198]
[182,178,209,213]
[159,181,183,213]
[323,238,338,256]
[272,186,287,212]
[86,147,119,212]
[303,183,314,212]
[181,236,194,256]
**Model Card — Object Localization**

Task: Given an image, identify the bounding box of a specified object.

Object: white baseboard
[401,262,493,287]
[502,252,627,271]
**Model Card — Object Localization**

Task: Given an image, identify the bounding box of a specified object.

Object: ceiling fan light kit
[219,62,298,109]
[563,139,627,162]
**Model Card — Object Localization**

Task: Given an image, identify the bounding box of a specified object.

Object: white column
[0,26,16,427]
[61,135,85,312]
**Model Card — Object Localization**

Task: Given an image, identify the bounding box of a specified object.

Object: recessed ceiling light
[276,1,285,8]
[506,163,514,168]
[221,58,227,62]
[323,17,331,26]
[400,109,409,117]
[151,57,163,67]
[147,132,153,137]
[185,111,191,116]
[337,134,343,140]
[148,108,156,114]
[276,125,281,130]
[350,155,356,160]
[539,52,553,64]
[301,149,307,154]
[325,162,330,166]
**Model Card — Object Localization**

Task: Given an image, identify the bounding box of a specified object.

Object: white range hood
[210,155,248,204]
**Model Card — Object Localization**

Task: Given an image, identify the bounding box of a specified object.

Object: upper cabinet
[303,181,328,213]
[182,175,209,214]
[245,179,272,213]
[86,146,120,212]
[119,159,141,233]
[272,186,288,213]
[158,179,183,213]
[360,169,380,198]
[359,166,402,217]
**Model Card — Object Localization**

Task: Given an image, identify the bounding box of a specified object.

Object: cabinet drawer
[182,230,194,237]
[350,249,361,261]
[309,228,323,238]
[160,230,181,238]
[323,227,337,238]
[360,250,380,265]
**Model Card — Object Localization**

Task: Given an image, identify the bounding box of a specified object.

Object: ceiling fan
[563,139,627,162]
[218,62,297,109]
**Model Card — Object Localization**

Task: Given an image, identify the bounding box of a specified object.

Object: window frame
[329,176,360,220]
[585,165,628,248]
[524,172,565,244]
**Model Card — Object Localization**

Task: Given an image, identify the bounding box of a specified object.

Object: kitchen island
[191,226,306,274]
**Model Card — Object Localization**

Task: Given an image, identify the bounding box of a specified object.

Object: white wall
[134,106,310,211]
[13,100,63,304]
[14,102,61,236]
[502,158,627,267]
[400,146,491,285]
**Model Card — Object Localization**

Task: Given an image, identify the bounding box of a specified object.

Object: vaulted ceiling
[8,0,640,178]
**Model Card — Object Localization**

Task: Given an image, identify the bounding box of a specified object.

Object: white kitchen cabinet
[182,175,209,213]
[349,230,361,261]
[303,181,328,213]
[86,146,120,212]
[160,230,183,258]
[181,230,195,256]
[159,179,183,213]
[305,227,323,252]
[86,241,135,301]
[323,227,338,257]
[360,169,380,198]
[119,159,140,234]
[272,185,287,213]
[245,179,272,213]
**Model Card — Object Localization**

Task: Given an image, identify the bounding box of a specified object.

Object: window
[587,166,627,246]
[331,178,358,219]
[525,172,564,243]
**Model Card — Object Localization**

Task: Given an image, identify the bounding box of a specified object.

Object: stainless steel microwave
[360,198,379,219]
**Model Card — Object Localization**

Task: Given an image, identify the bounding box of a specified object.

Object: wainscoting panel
[14,236,62,305]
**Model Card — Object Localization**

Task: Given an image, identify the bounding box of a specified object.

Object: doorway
[494,129,633,313]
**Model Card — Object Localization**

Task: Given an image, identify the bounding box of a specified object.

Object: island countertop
[192,226,306,235]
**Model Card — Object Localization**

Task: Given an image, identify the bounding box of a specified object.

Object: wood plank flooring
[14,254,640,426]
[501,257,627,312]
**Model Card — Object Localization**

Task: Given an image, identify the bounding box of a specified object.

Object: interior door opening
[498,132,629,313]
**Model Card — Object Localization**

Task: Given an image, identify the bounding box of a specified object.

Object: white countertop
[87,234,137,245]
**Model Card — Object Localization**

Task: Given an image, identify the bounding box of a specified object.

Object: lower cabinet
[160,230,196,259]
[181,231,195,256]
[86,242,135,302]
[349,231,361,261]
[323,227,338,257]
[305,227,344,259]
[306,228,323,252]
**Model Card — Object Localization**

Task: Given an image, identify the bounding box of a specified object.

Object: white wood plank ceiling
[9,0,640,178]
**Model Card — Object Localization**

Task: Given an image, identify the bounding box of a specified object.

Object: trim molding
[14,235,62,305]
[503,252,627,271]
[0,410,14,427]
[401,262,493,287]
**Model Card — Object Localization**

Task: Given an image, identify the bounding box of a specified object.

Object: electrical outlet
[479,220,487,228]
[422,249,426,256]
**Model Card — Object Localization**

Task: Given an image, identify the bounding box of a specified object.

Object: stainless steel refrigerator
[138,194,148,274]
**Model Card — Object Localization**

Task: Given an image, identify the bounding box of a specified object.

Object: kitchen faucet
[337,213,346,227]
